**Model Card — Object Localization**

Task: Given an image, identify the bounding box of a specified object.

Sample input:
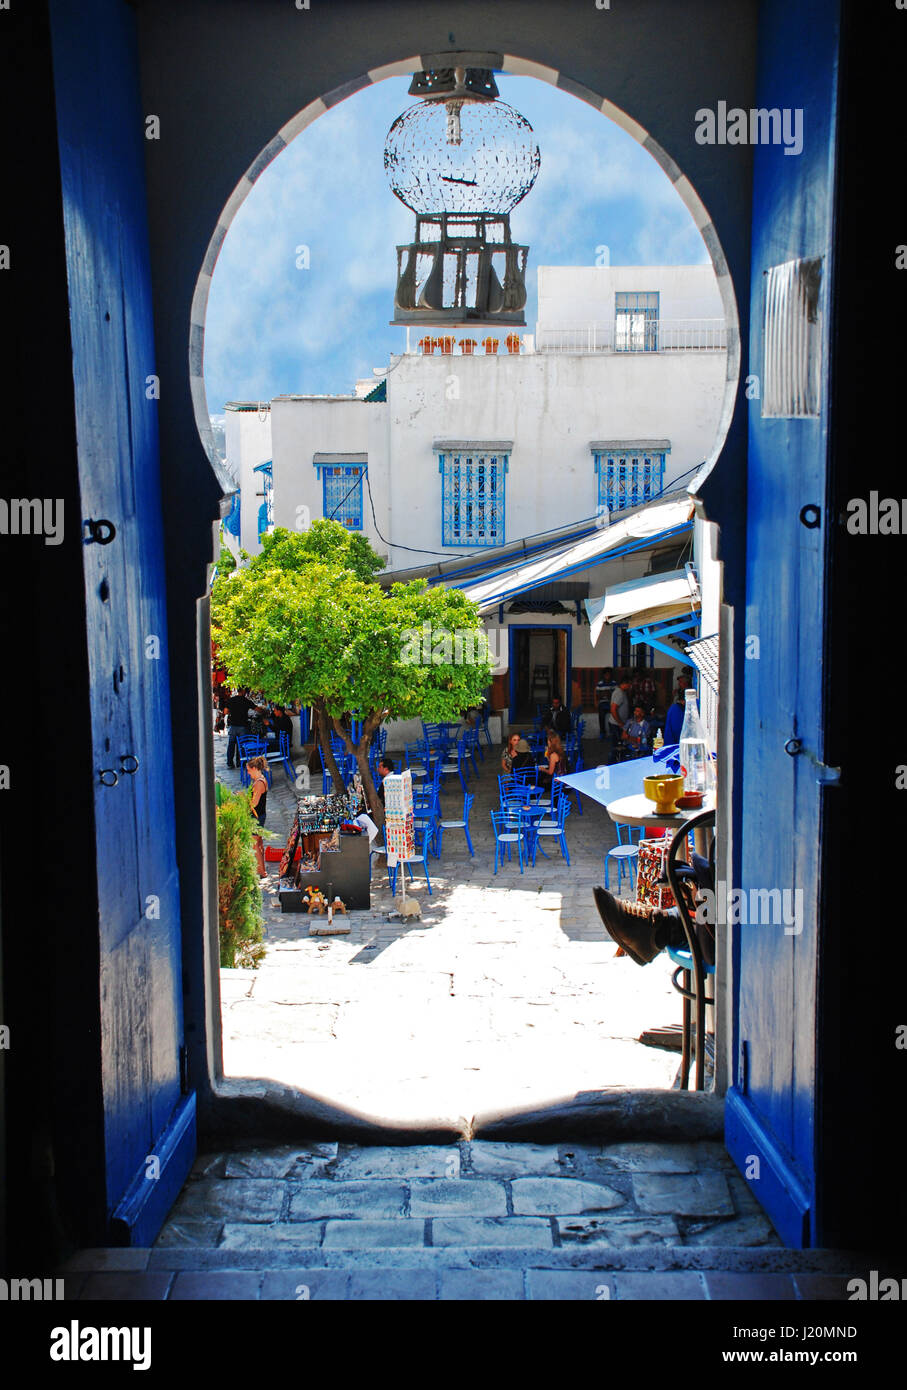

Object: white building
[224,265,726,726]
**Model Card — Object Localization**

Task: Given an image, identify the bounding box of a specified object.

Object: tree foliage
[215,781,266,969]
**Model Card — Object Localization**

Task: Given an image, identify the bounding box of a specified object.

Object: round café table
[605,792,716,858]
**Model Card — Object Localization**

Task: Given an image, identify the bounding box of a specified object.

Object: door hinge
[179,1044,189,1094]
[739,1039,750,1094]
[783,737,841,785]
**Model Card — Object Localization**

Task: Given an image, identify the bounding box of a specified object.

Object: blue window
[322,465,364,531]
[254,461,273,541]
[614,291,659,352]
[595,450,666,515]
[440,451,507,547]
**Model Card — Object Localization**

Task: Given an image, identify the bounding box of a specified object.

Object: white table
[604,791,716,832]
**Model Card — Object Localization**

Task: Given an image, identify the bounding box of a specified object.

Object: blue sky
[204,75,708,414]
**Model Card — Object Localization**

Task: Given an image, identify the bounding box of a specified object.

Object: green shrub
[215,781,266,969]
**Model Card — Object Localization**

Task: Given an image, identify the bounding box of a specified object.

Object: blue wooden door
[724,0,841,1247]
[49,0,196,1244]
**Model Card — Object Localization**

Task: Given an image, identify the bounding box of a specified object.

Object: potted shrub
[460,338,477,355]
[418,336,434,355]
[483,336,499,355]
[506,332,521,354]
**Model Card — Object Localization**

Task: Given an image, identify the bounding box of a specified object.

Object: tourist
[226,687,264,768]
[538,730,567,790]
[246,755,269,878]
[543,695,571,735]
[511,738,536,773]
[375,755,395,809]
[592,851,715,967]
[623,704,652,751]
[501,732,521,774]
[608,676,632,754]
[664,687,686,745]
[267,703,293,749]
[595,667,615,740]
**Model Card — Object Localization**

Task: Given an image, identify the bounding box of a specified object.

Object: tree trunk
[332,709,385,827]
[314,698,346,792]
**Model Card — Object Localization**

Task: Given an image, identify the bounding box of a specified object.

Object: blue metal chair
[388,840,433,896]
[237,735,269,786]
[605,823,639,893]
[530,795,571,865]
[265,730,295,782]
[491,808,527,874]
[435,792,475,857]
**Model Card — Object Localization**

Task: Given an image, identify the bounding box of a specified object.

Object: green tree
[215,781,267,968]
[212,529,491,821]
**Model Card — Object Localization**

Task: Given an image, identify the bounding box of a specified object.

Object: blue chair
[265,730,295,782]
[388,840,433,896]
[435,792,475,857]
[405,740,431,780]
[530,795,571,865]
[605,823,639,893]
[237,735,269,786]
[491,809,528,874]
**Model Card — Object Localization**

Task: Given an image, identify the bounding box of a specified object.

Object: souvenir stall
[278,784,371,912]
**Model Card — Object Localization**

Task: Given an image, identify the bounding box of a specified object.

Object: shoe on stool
[592,886,678,967]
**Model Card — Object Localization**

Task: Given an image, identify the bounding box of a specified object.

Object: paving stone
[169,1271,262,1300]
[59,1248,151,1272]
[155,1218,225,1248]
[684,1214,780,1246]
[468,1142,562,1177]
[791,1274,849,1301]
[705,1273,797,1300]
[220,1222,323,1250]
[431,1218,553,1248]
[527,1271,615,1300]
[288,1181,406,1221]
[689,1141,737,1170]
[260,1270,352,1300]
[348,1270,437,1300]
[409,1179,507,1217]
[224,1144,337,1179]
[511,1177,625,1216]
[190,1152,227,1179]
[330,1146,458,1180]
[612,1272,707,1300]
[171,1178,285,1222]
[79,1272,174,1300]
[633,1173,734,1218]
[556,1215,680,1247]
[440,1270,525,1300]
[322,1220,425,1249]
[596,1142,700,1173]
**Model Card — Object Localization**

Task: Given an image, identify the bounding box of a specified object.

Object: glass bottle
[678,689,715,794]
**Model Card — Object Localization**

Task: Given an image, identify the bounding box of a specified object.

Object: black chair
[664,809,717,1091]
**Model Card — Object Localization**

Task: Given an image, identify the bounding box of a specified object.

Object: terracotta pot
[460,339,477,355]
[483,338,499,354]
[419,338,434,355]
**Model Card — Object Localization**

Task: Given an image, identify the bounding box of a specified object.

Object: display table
[278,830,371,912]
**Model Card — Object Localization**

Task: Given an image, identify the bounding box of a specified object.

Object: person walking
[226,687,263,769]
[246,754,269,878]
[595,668,615,740]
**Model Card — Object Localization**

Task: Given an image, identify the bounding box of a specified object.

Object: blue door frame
[508,624,573,721]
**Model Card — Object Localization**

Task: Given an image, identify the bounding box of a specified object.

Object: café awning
[585,564,701,649]
[456,497,694,613]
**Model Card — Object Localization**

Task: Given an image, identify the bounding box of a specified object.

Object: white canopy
[585,566,700,648]
[457,497,694,613]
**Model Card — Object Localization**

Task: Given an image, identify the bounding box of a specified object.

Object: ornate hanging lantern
[384,67,540,326]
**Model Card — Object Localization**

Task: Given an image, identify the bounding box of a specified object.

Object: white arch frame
[190,53,740,500]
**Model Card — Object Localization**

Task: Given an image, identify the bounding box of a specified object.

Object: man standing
[595,667,615,740]
[608,676,632,756]
[664,687,686,746]
[225,687,263,769]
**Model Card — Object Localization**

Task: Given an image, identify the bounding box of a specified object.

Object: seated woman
[538,731,567,791]
[501,732,520,774]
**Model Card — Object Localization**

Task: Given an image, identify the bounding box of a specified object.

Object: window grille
[595,451,666,515]
[440,451,507,547]
[614,291,659,352]
[322,465,364,531]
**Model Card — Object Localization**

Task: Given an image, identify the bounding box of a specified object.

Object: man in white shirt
[608,677,632,755]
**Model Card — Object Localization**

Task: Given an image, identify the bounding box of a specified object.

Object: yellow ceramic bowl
[643,773,685,814]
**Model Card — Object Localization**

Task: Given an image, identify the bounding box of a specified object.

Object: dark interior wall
[132,0,758,1110]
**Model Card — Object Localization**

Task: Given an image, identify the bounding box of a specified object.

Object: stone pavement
[216,726,691,1125]
[56,1138,869,1300]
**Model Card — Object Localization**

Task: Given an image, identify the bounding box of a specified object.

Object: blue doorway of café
[508,624,572,724]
